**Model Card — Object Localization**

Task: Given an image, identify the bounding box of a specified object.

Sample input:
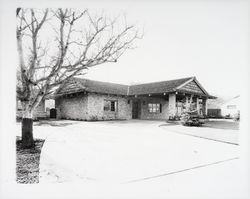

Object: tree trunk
[21,109,34,148]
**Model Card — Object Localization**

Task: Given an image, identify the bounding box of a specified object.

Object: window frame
[104,100,118,112]
[148,103,162,113]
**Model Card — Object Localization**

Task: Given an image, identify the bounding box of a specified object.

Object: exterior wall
[33,101,47,118]
[56,92,132,120]
[56,93,88,120]
[137,96,169,120]
[16,99,47,119]
[207,109,222,118]
[87,93,132,120]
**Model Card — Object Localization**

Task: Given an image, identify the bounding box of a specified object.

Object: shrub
[180,110,205,126]
[89,115,98,121]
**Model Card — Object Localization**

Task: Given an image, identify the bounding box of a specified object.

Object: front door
[132,101,139,119]
[50,108,57,118]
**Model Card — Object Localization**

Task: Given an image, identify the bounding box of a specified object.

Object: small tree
[16,8,141,148]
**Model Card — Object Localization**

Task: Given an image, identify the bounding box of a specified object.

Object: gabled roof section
[55,78,86,96]
[56,78,128,96]
[128,77,193,95]
[176,77,209,96]
[55,76,214,98]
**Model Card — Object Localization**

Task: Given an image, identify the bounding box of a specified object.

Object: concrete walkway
[38,120,239,186]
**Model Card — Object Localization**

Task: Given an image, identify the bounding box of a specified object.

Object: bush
[89,115,98,121]
[168,115,181,121]
[180,110,205,126]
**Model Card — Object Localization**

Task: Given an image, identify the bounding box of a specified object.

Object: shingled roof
[56,78,128,96]
[56,76,213,97]
[128,77,193,95]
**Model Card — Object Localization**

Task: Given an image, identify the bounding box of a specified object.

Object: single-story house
[221,95,240,118]
[207,95,240,118]
[55,76,215,121]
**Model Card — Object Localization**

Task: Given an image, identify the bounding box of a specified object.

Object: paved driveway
[160,119,239,145]
[36,119,240,190]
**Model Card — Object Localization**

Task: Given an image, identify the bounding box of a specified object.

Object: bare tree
[16,8,141,148]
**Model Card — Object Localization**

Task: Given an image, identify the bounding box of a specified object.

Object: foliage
[89,115,99,121]
[180,110,205,126]
[16,8,141,115]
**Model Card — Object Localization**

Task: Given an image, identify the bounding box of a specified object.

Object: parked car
[181,110,205,126]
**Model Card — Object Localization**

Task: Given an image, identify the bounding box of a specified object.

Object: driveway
[35,120,240,190]
[160,119,239,145]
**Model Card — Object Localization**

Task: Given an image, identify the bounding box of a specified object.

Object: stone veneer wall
[56,92,132,120]
[87,93,132,120]
[137,96,169,120]
[56,93,88,120]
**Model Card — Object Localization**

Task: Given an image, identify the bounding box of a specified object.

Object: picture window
[148,103,162,113]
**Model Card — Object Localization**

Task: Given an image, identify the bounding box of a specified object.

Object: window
[104,100,118,112]
[148,103,162,113]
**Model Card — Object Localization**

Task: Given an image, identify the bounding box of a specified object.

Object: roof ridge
[74,77,129,87]
[128,76,194,86]
[73,78,87,89]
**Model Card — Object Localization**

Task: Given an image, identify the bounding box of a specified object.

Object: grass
[16,136,45,183]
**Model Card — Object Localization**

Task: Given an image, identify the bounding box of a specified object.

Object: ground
[16,119,244,198]
[16,136,44,183]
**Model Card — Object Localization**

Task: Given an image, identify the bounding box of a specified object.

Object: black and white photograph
[0,0,249,198]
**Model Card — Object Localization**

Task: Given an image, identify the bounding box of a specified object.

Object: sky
[76,0,249,98]
[0,0,248,101]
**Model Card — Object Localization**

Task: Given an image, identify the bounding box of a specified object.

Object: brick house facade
[55,76,215,121]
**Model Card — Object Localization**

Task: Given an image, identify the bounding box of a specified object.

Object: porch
[130,91,209,120]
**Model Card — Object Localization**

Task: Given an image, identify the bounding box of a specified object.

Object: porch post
[196,97,200,114]
[202,98,208,116]
[168,93,176,119]
[185,95,189,111]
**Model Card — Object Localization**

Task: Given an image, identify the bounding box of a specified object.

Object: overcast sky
[1,0,248,99]
[78,0,248,98]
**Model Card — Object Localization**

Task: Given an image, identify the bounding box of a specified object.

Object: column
[168,93,176,119]
[185,95,189,111]
[202,98,208,116]
[196,97,200,114]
